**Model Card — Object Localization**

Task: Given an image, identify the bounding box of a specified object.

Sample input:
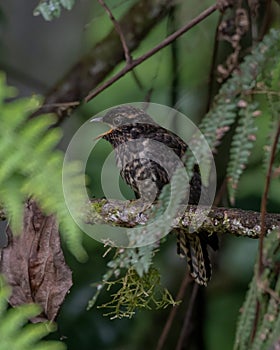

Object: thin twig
[206,12,223,112]
[168,5,179,108]
[156,274,192,350]
[143,37,165,102]
[213,178,227,206]
[259,121,280,276]
[32,0,171,121]
[258,0,272,41]
[85,3,218,102]
[251,121,280,343]
[97,0,132,64]
[248,0,259,46]
[176,283,199,350]
[246,90,280,96]
[42,101,80,108]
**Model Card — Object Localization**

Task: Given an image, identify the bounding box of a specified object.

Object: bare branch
[206,11,223,111]
[97,0,132,64]
[32,0,172,122]
[85,4,218,102]
[97,0,143,90]
[31,2,220,124]
[176,284,199,350]
[157,274,192,350]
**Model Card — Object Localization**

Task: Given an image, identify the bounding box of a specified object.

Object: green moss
[98,267,179,319]
[91,199,107,215]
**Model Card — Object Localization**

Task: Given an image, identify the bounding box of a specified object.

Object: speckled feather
[97,106,218,285]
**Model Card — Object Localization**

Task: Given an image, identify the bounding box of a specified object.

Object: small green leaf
[33,0,75,21]
[60,0,75,10]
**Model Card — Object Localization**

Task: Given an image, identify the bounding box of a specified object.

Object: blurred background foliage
[0,1,279,349]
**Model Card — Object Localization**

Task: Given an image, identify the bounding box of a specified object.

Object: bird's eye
[113,116,123,126]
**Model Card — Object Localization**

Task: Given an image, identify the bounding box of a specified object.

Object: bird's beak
[91,116,113,140]
[90,116,103,123]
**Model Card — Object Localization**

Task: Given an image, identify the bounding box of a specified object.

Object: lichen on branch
[85,199,280,239]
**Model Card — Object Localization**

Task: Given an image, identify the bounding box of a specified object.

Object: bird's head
[91,105,155,139]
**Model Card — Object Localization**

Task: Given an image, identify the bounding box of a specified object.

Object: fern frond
[34,128,62,156]
[234,232,280,350]
[261,281,280,349]
[0,74,87,261]
[233,277,258,350]
[252,292,279,350]
[184,29,280,192]
[263,117,280,174]
[0,276,65,350]
[200,100,237,152]
[19,114,57,148]
[192,29,280,203]
[33,0,75,21]
[2,96,41,128]
[227,102,258,205]
[0,73,17,101]
[0,176,25,233]
[0,279,11,315]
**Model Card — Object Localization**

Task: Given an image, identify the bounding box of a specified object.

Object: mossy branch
[85,199,280,239]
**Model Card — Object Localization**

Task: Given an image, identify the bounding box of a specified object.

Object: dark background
[1,1,279,349]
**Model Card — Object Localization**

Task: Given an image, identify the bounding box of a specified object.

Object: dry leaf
[0,199,72,322]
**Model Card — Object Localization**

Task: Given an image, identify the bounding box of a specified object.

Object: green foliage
[88,243,180,319]
[0,73,86,261]
[33,0,75,21]
[88,245,157,311]
[0,276,65,350]
[263,117,280,176]
[87,30,280,319]
[227,102,258,204]
[234,232,280,350]
[128,167,188,246]
[96,267,178,319]
[108,245,156,280]
[88,167,188,317]
[194,29,280,203]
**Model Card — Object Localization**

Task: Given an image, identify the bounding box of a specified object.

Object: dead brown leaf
[0,199,72,322]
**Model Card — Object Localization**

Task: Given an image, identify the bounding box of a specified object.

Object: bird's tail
[176,230,219,286]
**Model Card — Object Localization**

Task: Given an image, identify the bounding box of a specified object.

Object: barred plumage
[176,229,218,285]
[92,105,218,285]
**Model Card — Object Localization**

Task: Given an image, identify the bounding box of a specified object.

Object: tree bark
[85,199,280,238]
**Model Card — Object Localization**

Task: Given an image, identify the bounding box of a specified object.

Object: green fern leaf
[34,128,63,156]
[234,232,280,350]
[263,117,280,173]
[0,74,87,261]
[19,114,57,148]
[0,72,17,101]
[0,276,65,350]
[227,103,258,205]
[0,176,25,233]
[198,29,280,154]
[233,277,258,350]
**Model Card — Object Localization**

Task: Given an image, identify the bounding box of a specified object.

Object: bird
[91,105,218,285]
